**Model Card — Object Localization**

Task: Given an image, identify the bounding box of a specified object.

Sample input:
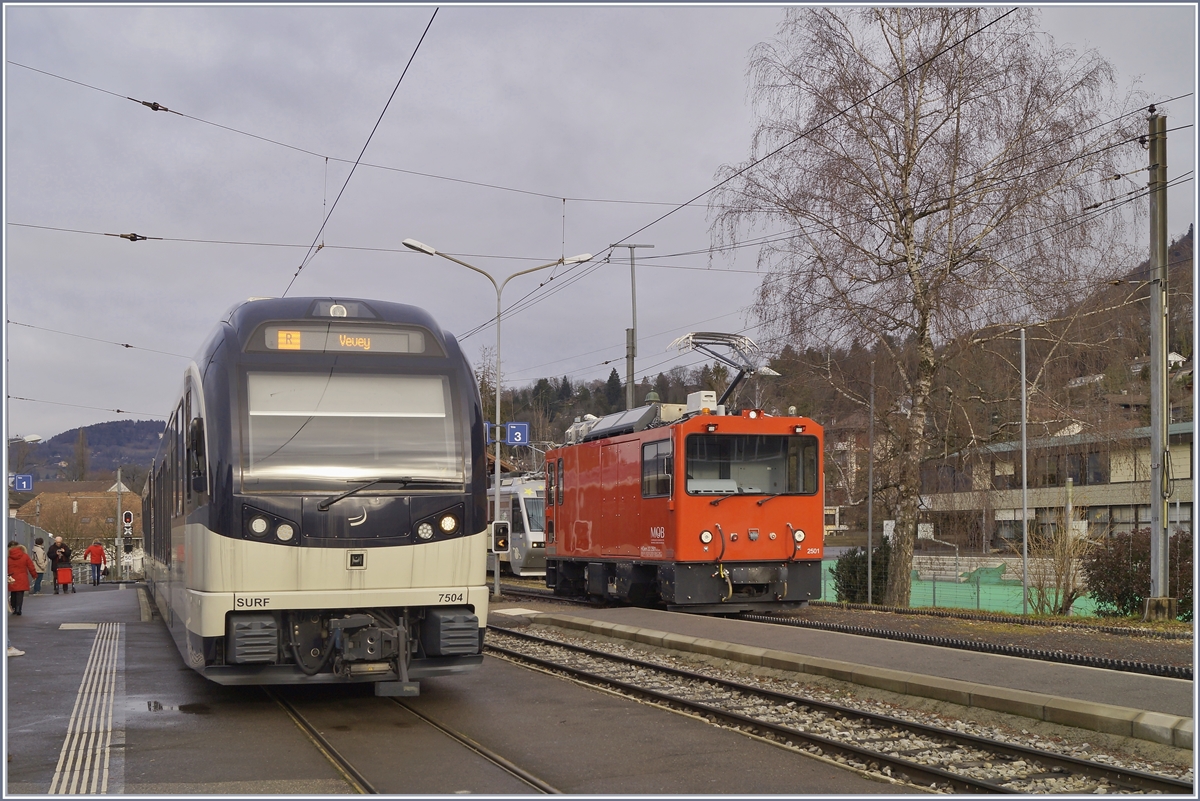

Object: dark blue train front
[142,297,489,694]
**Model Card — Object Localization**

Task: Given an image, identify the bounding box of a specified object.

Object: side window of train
[510,497,526,534]
[642,440,673,497]
[546,462,555,506]
[175,400,185,516]
[188,416,206,496]
[166,412,177,517]
[556,458,564,506]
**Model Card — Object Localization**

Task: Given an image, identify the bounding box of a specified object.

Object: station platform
[4,584,1191,797]
[488,600,1195,751]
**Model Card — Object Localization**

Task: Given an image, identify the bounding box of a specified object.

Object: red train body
[544,405,825,613]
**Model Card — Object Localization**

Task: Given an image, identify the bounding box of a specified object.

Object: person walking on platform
[83,540,107,586]
[8,540,38,616]
[31,537,48,595]
[47,537,73,594]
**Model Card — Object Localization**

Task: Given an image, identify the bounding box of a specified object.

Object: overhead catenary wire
[8,40,1193,394]
[8,395,166,420]
[282,7,438,297]
[448,39,1187,343]
[4,58,718,212]
[6,320,191,359]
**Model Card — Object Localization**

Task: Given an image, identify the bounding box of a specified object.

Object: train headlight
[439,514,458,534]
[699,530,713,544]
[793,528,806,543]
[276,523,295,542]
[249,516,270,536]
[417,522,434,540]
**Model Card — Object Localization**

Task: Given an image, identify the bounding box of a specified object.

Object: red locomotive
[543,334,825,613]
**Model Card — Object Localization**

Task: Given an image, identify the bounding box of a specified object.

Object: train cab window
[510,497,526,534]
[642,439,673,497]
[556,458,564,506]
[686,434,820,496]
[525,493,545,532]
[546,462,556,505]
[241,371,463,490]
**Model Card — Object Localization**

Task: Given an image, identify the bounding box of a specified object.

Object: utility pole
[867,359,875,606]
[611,243,654,409]
[115,466,122,582]
[1146,109,1175,620]
[1020,328,1029,616]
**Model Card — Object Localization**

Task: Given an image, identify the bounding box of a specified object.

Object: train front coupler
[328,613,420,695]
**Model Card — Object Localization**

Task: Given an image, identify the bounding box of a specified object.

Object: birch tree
[712,7,1143,605]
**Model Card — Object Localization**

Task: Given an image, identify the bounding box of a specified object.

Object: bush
[832,537,891,604]
[1080,528,1193,621]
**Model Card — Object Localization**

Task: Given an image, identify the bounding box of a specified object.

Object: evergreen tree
[604,368,623,409]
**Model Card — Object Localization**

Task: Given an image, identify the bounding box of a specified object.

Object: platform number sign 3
[506,422,529,445]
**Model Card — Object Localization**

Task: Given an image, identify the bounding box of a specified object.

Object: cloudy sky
[3,3,1196,449]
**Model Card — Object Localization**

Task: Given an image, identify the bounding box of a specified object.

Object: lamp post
[7,434,42,476]
[403,239,591,597]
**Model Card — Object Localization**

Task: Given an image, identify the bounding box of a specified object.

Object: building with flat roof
[917,422,1192,552]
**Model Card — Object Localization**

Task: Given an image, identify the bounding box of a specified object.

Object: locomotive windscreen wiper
[317,476,460,511]
[709,488,741,506]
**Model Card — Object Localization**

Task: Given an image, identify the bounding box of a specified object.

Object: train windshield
[685,434,819,496]
[523,495,545,532]
[241,371,463,490]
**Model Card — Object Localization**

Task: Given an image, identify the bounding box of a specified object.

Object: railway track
[497,583,1191,679]
[739,612,1194,680]
[485,626,1193,795]
[264,687,560,794]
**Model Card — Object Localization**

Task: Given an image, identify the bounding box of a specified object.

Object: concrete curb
[531,611,1194,751]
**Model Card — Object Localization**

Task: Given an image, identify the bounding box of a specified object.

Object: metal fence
[6,518,141,582]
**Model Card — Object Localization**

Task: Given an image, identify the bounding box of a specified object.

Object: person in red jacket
[8,541,38,615]
[83,540,107,586]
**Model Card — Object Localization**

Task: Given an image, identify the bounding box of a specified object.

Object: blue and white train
[142,297,489,695]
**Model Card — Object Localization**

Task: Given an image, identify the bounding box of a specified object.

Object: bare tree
[713,7,1144,606]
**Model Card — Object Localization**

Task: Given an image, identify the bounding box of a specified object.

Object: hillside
[10,419,164,486]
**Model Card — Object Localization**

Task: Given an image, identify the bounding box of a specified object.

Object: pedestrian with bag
[8,540,38,615]
[31,537,48,595]
[47,536,73,594]
[83,539,107,586]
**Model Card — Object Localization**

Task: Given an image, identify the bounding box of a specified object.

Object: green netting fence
[819,558,1100,616]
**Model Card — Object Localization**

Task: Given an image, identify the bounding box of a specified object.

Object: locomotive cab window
[685,434,819,496]
[556,458,564,506]
[642,439,673,497]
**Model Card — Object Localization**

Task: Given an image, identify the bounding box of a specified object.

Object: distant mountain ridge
[14,419,164,481]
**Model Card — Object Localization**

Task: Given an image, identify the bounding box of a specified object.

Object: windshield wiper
[317,477,460,511]
[709,489,741,506]
[756,493,783,507]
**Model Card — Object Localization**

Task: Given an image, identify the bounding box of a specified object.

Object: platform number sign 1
[506,422,529,446]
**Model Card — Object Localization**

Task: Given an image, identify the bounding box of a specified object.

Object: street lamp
[7,434,42,475]
[403,239,592,596]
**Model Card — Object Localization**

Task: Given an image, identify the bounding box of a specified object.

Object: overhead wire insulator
[104,232,161,243]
